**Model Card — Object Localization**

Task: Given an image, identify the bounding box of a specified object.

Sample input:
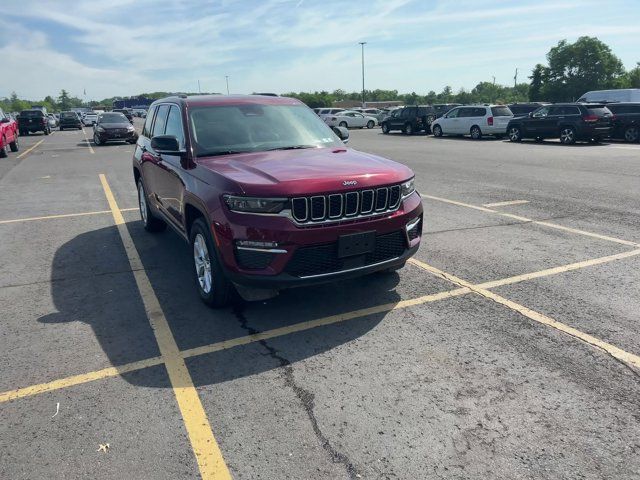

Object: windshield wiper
[197,150,247,157]
[265,145,318,151]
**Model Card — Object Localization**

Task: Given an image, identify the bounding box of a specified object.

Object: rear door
[490,106,513,133]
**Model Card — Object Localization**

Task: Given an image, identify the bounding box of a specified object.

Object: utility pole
[225,76,229,95]
[492,76,496,86]
[359,42,367,107]
[514,68,518,88]
[198,80,201,94]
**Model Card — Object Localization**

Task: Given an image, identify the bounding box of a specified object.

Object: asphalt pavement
[1,123,639,479]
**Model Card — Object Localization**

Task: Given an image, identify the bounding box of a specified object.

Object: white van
[578,89,640,103]
[431,105,513,139]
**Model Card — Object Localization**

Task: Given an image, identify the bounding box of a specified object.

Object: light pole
[359,42,366,107]
[225,76,230,95]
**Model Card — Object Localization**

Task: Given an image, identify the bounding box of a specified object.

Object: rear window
[587,107,612,117]
[20,110,44,118]
[61,112,78,119]
[491,106,512,117]
[607,104,640,114]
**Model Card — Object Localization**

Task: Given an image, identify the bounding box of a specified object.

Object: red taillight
[487,116,494,126]
[582,115,598,123]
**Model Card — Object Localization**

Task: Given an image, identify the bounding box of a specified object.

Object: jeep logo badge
[343,180,358,186]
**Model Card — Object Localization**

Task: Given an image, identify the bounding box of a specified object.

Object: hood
[195,147,414,196]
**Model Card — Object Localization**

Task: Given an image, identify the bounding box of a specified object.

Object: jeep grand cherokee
[133,95,423,307]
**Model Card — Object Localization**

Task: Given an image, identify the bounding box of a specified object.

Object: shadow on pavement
[40,222,401,388]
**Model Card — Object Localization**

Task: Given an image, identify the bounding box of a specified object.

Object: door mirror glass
[151,135,183,154]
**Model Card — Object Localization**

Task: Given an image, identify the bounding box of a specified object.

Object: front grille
[284,230,406,277]
[235,249,276,270]
[291,185,401,224]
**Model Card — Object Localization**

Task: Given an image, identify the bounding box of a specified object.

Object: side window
[458,108,473,118]
[164,105,185,149]
[446,108,460,118]
[151,104,169,137]
[391,109,401,118]
[401,108,413,119]
[142,106,156,137]
[473,108,486,117]
[532,106,550,118]
[548,106,563,116]
[565,106,581,115]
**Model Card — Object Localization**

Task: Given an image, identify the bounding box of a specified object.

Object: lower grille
[235,249,276,270]
[407,218,422,241]
[284,230,406,277]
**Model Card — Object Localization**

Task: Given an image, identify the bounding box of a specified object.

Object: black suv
[380,105,436,135]
[606,103,640,143]
[59,111,83,130]
[507,103,613,144]
[18,109,50,135]
[433,104,462,119]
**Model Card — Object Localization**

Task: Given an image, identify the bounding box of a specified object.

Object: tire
[403,123,413,135]
[339,121,348,128]
[44,128,50,136]
[470,125,482,140]
[0,138,8,158]
[190,218,233,308]
[432,124,443,137]
[559,126,576,145]
[93,134,102,146]
[367,120,375,129]
[508,126,522,142]
[624,126,639,143]
[137,179,166,232]
[60,127,64,131]
[381,123,390,134]
[9,134,19,152]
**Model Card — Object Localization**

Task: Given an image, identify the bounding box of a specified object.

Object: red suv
[133,95,422,307]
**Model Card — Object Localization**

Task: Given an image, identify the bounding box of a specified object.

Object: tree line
[2,36,638,113]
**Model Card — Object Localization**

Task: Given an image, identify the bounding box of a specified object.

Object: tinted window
[446,108,460,118]
[142,106,156,137]
[401,108,415,118]
[587,107,612,117]
[472,107,486,117]
[20,110,44,118]
[560,106,581,115]
[491,106,512,117]
[61,112,78,119]
[152,105,170,137]
[532,106,550,118]
[164,106,185,149]
[457,108,475,118]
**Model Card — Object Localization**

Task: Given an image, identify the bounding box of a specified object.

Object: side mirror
[332,126,349,144]
[151,135,184,154]
[528,112,534,118]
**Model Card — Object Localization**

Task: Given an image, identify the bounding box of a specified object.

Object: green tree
[537,37,625,102]
[58,89,72,110]
[624,63,640,88]
[528,64,547,101]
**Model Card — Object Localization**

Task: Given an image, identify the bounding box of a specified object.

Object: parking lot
[1,123,640,479]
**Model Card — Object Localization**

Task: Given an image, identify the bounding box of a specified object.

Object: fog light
[405,217,422,241]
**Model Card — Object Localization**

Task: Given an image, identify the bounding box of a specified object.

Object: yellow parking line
[409,258,640,370]
[421,194,640,247]
[482,200,529,208]
[99,174,231,480]
[0,208,138,225]
[16,139,44,159]
[0,357,163,404]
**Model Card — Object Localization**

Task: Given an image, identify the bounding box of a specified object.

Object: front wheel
[432,124,443,137]
[367,120,375,129]
[559,127,576,145]
[93,134,102,146]
[339,121,348,128]
[381,123,390,134]
[137,179,166,232]
[0,138,8,158]
[190,218,233,308]
[44,128,50,136]
[624,126,639,143]
[508,126,522,142]
[403,123,414,135]
[9,134,19,152]
[470,125,482,140]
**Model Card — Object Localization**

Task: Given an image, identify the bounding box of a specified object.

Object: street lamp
[359,42,367,107]
[225,76,230,95]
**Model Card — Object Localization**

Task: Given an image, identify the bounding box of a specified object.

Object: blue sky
[1,0,639,100]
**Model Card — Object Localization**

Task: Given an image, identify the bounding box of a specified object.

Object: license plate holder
[337,231,376,258]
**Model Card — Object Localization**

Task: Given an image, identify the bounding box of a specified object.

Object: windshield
[99,113,128,123]
[188,104,342,157]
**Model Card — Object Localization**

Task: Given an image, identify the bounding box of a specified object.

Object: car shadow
[39,222,401,388]
[504,139,612,147]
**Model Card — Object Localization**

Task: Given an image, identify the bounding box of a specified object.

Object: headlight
[127,125,135,131]
[95,125,105,132]
[224,195,288,213]
[401,178,415,198]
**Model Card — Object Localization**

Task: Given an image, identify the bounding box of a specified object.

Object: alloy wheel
[508,127,521,142]
[560,128,575,144]
[193,234,213,294]
[625,127,639,143]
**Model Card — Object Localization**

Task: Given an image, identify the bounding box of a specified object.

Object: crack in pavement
[232,304,361,479]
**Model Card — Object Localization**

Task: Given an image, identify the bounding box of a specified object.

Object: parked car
[380,106,436,135]
[59,111,83,130]
[432,104,462,119]
[112,108,134,123]
[0,108,20,157]
[47,113,59,128]
[431,105,513,139]
[324,110,378,129]
[357,108,388,123]
[577,89,640,103]
[507,103,613,144]
[133,95,422,307]
[606,103,640,143]
[83,112,98,126]
[508,102,550,117]
[93,112,138,145]
[18,109,51,135]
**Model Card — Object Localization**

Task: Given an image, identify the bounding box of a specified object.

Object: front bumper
[95,130,138,142]
[214,191,423,289]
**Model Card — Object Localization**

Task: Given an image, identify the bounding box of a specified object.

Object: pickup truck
[133,95,422,307]
[18,109,51,136]
[0,108,20,157]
